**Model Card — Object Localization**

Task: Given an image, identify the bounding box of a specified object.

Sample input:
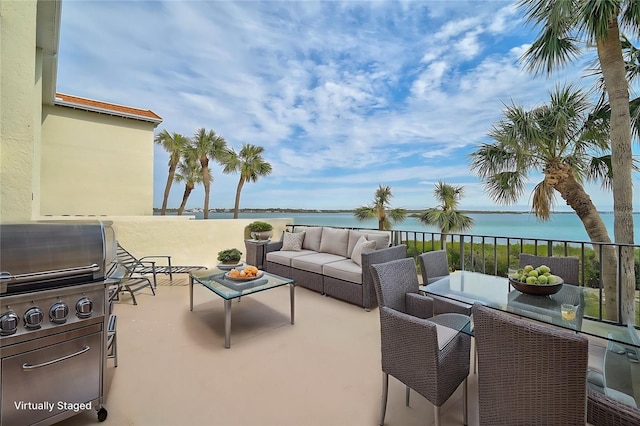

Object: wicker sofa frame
[264,227,407,310]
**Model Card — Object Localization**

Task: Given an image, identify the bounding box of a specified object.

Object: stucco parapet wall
[34,215,291,268]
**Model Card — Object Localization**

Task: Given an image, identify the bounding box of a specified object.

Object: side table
[244,239,270,269]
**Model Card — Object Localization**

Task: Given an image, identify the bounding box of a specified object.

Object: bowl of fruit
[508,264,564,296]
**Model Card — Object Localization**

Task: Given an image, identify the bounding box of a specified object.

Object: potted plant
[247,221,274,240]
[217,248,243,265]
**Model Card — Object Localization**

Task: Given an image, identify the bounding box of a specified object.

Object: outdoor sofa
[264,226,407,310]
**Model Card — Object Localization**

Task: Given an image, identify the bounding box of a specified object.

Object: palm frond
[531,180,555,220]
[484,171,527,205]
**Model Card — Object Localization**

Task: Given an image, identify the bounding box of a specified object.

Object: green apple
[526,276,538,284]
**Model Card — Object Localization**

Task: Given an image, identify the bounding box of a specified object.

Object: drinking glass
[561,303,577,321]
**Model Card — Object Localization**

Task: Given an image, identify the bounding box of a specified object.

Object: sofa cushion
[300,226,323,251]
[291,252,347,274]
[323,259,362,284]
[351,236,376,266]
[266,249,316,267]
[347,230,367,257]
[319,227,349,257]
[282,231,305,251]
[364,230,391,249]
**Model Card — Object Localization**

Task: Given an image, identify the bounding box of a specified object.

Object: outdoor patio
[57,274,606,426]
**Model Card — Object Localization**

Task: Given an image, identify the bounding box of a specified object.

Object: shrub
[248,221,273,232]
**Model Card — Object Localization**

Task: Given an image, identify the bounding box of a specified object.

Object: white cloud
[56,0,640,212]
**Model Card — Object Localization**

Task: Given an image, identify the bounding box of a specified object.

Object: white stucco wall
[40,105,156,216]
[36,216,292,269]
[0,0,40,222]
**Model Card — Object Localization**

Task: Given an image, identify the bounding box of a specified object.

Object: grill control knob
[24,307,44,329]
[76,297,93,318]
[49,302,69,324]
[0,311,20,336]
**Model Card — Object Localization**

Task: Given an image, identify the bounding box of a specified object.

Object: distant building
[1,0,162,221]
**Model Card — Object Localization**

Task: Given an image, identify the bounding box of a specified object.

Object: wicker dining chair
[519,253,580,285]
[418,250,450,284]
[418,251,471,316]
[587,387,640,426]
[370,258,471,426]
[472,303,589,425]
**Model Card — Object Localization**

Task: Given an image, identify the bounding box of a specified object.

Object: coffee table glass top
[190,268,293,300]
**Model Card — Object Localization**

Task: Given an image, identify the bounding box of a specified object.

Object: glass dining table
[419,270,640,350]
[420,270,640,412]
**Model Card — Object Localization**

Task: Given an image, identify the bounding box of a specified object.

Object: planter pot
[251,231,273,240]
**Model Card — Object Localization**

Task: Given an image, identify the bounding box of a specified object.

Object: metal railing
[290,223,639,326]
[392,229,639,326]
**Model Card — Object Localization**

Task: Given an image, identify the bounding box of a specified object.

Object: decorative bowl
[509,276,563,296]
[224,270,264,282]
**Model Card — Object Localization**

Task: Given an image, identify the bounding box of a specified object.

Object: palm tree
[354,185,406,231]
[469,84,620,320]
[191,128,227,219]
[221,143,273,219]
[154,130,190,215]
[174,147,206,215]
[416,182,474,249]
[517,0,638,324]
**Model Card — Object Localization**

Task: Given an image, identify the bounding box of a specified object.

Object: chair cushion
[282,231,305,251]
[323,259,362,284]
[319,227,349,257]
[291,252,347,274]
[351,236,376,266]
[266,250,316,267]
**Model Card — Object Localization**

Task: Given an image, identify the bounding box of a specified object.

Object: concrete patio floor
[58,274,604,426]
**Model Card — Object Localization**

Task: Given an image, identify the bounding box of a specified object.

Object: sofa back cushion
[319,227,349,257]
[364,230,391,249]
[297,226,322,251]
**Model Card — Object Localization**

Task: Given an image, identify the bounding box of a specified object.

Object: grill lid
[0,222,107,295]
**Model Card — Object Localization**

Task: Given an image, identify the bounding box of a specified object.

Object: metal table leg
[189,275,194,311]
[290,283,295,324]
[224,299,232,348]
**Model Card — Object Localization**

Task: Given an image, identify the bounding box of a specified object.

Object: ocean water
[166,211,640,244]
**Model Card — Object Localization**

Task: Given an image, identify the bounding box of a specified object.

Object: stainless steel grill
[0,221,111,425]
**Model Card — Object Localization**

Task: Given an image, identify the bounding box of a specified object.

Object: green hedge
[404,239,640,290]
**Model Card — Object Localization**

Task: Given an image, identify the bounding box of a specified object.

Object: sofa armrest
[361,244,408,310]
[265,241,283,253]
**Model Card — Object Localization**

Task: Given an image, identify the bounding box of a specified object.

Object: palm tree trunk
[233,178,245,219]
[201,159,210,219]
[597,18,636,324]
[161,162,177,215]
[177,183,193,215]
[546,163,618,321]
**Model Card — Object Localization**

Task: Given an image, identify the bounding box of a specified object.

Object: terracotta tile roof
[54,93,162,123]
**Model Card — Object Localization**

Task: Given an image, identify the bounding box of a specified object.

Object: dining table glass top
[419,270,640,349]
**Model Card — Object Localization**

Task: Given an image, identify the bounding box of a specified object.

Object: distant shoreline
[153,208,626,215]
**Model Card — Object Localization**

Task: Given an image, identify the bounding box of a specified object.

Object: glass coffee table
[189,268,295,348]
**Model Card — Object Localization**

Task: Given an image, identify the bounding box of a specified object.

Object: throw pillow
[351,235,376,266]
[282,231,305,251]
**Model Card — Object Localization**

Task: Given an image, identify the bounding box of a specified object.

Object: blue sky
[56,0,640,212]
